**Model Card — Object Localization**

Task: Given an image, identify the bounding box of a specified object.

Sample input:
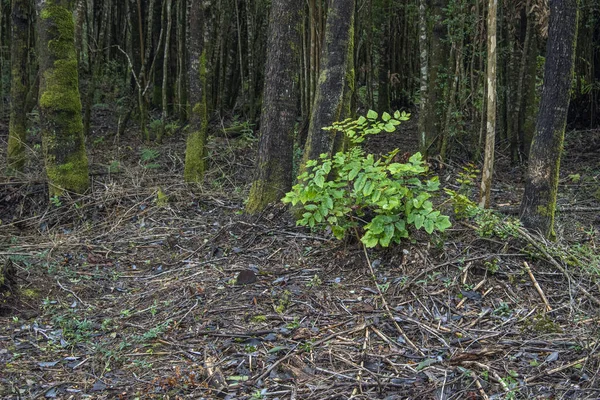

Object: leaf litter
[0,128,599,399]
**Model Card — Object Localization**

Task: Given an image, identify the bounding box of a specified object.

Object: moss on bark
[37,0,89,196]
[184,47,208,183]
[245,0,303,214]
[520,0,578,239]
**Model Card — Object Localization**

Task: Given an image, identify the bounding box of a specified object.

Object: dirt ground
[1,113,600,399]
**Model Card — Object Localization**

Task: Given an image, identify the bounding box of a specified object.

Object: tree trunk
[246,0,303,213]
[301,0,355,166]
[135,0,149,140]
[245,0,257,122]
[479,0,498,208]
[417,0,428,152]
[37,0,89,196]
[424,0,449,156]
[377,0,390,112]
[7,0,30,173]
[520,0,578,239]
[177,0,187,122]
[160,0,173,142]
[520,7,539,158]
[184,0,208,183]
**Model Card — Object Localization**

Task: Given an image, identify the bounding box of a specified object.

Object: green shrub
[283,110,451,248]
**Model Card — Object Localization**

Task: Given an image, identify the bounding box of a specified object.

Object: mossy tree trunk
[7,0,31,174]
[184,0,208,183]
[245,0,303,214]
[520,0,578,239]
[37,0,89,197]
[301,0,355,167]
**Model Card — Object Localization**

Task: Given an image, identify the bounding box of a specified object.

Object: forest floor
[1,112,600,399]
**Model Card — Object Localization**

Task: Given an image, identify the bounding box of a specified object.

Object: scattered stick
[248,345,299,385]
[470,370,490,400]
[351,327,369,397]
[461,262,472,285]
[405,256,495,289]
[459,361,510,392]
[175,299,199,326]
[56,279,89,308]
[523,261,552,312]
[456,278,486,309]
[362,243,424,356]
[525,353,600,383]
[370,326,405,350]
[516,227,600,307]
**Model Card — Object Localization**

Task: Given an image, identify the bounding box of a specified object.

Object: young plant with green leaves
[283,110,451,248]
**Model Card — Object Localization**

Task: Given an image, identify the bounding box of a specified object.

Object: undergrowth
[283,110,451,247]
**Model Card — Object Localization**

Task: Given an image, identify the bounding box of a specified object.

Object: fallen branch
[470,370,490,400]
[525,354,599,384]
[56,279,89,308]
[523,261,552,312]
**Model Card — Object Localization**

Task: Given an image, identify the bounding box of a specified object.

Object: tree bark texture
[7,0,30,173]
[520,0,578,238]
[302,0,355,165]
[37,0,89,196]
[160,0,173,141]
[479,0,497,208]
[246,0,303,213]
[417,0,428,153]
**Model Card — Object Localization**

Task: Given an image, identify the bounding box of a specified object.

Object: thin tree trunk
[418,0,428,153]
[520,6,539,158]
[7,0,30,173]
[309,0,317,107]
[136,0,148,140]
[479,0,498,208]
[245,0,256,122]
[184,0,209,183]
[177,0,187,122]
[234,0,245,114]
[377,0,390,112]
[301,0,355,166]
[160,0,173,142]
[424,0,449,156]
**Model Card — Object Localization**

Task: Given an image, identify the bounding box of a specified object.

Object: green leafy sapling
[283,110,451,247]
